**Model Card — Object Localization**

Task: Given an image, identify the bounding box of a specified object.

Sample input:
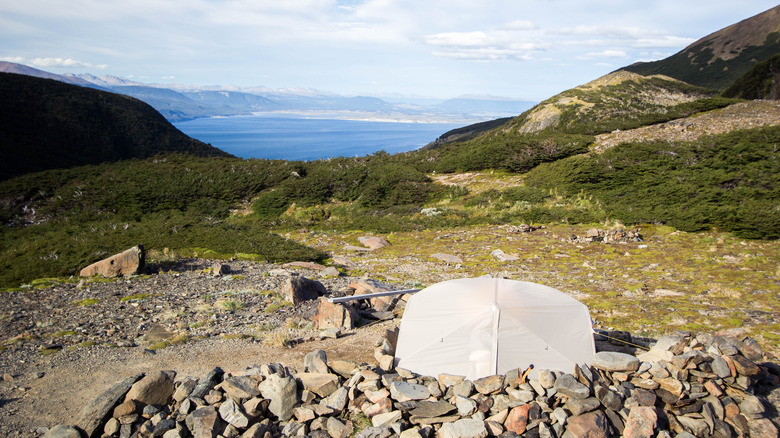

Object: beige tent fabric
[394,277,595,380]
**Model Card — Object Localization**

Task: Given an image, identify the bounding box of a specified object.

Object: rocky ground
[0,223,777,436]
[592,100,780,152]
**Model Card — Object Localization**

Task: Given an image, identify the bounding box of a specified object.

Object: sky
[1,0,778,101]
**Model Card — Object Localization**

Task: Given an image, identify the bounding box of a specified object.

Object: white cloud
[498,20,537,31]
[576,50,628,60]
[423,28,546,61]
[1,56,107,69]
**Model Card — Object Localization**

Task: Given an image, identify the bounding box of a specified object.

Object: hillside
[722,53,780,100]
[623,5,780,91]
[0,72,231,180]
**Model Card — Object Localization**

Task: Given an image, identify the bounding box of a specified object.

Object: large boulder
[312,297,359,330]
[282,276,327,305]
[80,245,145,278]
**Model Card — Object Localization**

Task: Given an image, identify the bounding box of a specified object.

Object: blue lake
[174,114,463,161]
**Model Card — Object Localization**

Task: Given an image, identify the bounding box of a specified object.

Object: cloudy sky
[1,1,777,100]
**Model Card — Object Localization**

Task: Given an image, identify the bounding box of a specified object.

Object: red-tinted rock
[80,245,145,278]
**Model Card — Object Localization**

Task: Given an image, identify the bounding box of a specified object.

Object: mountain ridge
[0,72,232,180]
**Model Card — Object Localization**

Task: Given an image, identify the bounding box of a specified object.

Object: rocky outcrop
[56,328,778,438]
[282,276,327,305]
[79,245,145,278]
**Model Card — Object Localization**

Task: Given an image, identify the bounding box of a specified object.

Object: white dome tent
[394,277,595,380]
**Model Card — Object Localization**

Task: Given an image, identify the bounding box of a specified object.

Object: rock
[430,253,463,264]
[749,419,779,438]
[622,406,657,438]
[554,373,590,400]
[331,256,357,268]
[304,349,329,373]
[505,404,530,434]
[80,245,145,278]
[321,386,349,412]
[563,410,609,438]
[730,354,761,376]
[112,398,139,417]
[595,385,623,411]
[258,374,298,421]
[212,263,230,276]
[456,395,477,416]
[372,410,402,427]
[41,425,82,438]
[284,261,327,271]
[565,397,601,416]
[537,370,556,388]
[592,351,640,372]
[190,406,225,438]
[312,297,359,330]
[389,381,430,402]
[296,372,340,397]
[474,375,504,395]
[408,400,456,418]
[283,276,327,305]
[125,370,176,406]
[320,266,341,278]
[219,398,250,428]
[76,373,143,438]
[710,355,732,378]
[358,236,391,250]
[438,374,465,387]
[491,249,519,262]
[191,368,224,400]
[438,418,488,438]
[173,377,198,402]
[220,375,260,401]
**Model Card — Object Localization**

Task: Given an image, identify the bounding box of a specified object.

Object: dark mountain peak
[622,5,780,91]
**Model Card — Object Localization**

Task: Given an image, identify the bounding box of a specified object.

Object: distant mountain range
[0,61,536,123]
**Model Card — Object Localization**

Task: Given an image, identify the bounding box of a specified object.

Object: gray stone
[595,385,623,411]
[438,418,488,438]
[221,375,260,401]
[173,377,198,402]
[553,373,590,400]
[296,372,340,397]
[281,421,307,437]
[258,374,299,421]
[430,253,463,264]
[327,416,349,438]
[676,415,709,436]
[738,394,766,417]
[219,398,250,428]
[355,425,394,438]
[389,380,430,402]
[125,370,176,406]
[321,386,349,412]
[190,406,225,438]
[305,349,329,373]
[537,370,556,388]
[191,368,224,399]
[153,418,177,436]
[591,351,640,372]
[456,395,478,416]
[41,425,82,438]
[710,355,732,378]
[372,410,402,427]
[749,419,780,438]
[409,400,456,418]
[474,375,504,394]
[565,397,601,416]
[76,373,143,438]
[451,380,474,398]
[283,276,327,305]
[491,249,519,261]
[319,266,341,278]
[241,422,270,438]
